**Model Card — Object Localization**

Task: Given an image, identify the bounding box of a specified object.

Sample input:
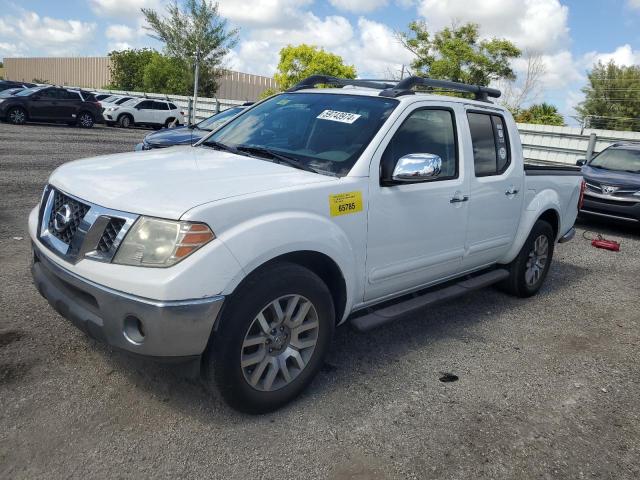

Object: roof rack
[287,74,501,102]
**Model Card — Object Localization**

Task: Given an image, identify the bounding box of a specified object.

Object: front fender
[499,188,561,264]
[216,211,360,320]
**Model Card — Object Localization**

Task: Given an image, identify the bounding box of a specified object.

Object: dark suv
[0,86,103,128]
[578,142,640,224]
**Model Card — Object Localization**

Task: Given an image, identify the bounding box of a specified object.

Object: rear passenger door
[153,101,169,124]
[462,110,524,270]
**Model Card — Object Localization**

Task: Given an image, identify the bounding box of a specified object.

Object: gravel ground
[1,122,639,480]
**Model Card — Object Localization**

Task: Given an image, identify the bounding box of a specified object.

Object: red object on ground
[592,237,620,251]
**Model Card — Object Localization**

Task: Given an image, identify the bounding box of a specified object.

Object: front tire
[118,114,133,128]
[500,220,555,298]
[77,111,94,128]
[203,262,335,414]
[7,107,27,125]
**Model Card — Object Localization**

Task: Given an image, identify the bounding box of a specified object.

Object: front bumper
[32,244,224,358]
[581,195,640,223]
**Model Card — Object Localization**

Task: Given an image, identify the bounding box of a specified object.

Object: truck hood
[49,146,335,219]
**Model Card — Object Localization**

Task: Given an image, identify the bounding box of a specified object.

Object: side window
[61,90,81,100]
[467,112,511,176]
[168,103,177,110]
[153,101,169,110]
[137,100,153,110]
[381,108,458,183]
[40,89,59,99]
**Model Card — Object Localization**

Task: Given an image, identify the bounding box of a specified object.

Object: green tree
[107,48,157,91]
[576,61,640,131]
[142,0,238,96]
[398,22,520,87]
[515,103,564,126]
[273,44,357,91]
[142,54,189,93]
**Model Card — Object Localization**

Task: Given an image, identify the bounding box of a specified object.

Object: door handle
[505,187,519,196]
[450,194,469,204]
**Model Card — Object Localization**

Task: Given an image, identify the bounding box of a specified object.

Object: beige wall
[3,57,276,101]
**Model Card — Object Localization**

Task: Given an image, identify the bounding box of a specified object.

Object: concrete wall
[3,57,276,101]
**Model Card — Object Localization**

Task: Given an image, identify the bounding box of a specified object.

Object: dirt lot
[1,122,639,479]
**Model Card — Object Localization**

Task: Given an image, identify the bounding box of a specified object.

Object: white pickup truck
[30,76,584,413]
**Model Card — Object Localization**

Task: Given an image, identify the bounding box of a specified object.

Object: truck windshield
[590,148,640,173]
[201,93,398,176]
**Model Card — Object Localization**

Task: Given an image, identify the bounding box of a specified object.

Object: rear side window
[168,103,177,110]
[137,100,153,109]
[153,101,169,110]
[62,90,81,100]
[468,112,510,176]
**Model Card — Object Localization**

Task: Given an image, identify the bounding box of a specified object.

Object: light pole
[192,46,200,125]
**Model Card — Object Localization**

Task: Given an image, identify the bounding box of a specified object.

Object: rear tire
[203,262,335,414]
[164,118,176,128]
[118,114,133,128]
[7,107,27,125]
[500,220,555,298]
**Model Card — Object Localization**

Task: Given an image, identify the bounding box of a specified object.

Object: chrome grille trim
[39,186,138,264]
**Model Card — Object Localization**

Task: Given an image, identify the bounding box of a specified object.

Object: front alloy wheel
[241,295,319,392]
[204,262,335,413]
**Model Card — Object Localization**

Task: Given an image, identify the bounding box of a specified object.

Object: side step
[350,269,509,332]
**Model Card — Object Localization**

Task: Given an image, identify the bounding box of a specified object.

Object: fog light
[123,315,145,345]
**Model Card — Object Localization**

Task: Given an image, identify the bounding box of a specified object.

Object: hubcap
[10,110,24,123]
[241,295,319,392]
[80,114,92,127]
[525,234,549,286]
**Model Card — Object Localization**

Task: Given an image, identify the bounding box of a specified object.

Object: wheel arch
[227,250,348,326]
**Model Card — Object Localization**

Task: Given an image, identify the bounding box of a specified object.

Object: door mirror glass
[392,153,442,183]
[576,159,586,166]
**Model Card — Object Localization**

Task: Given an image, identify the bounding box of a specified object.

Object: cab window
[381,108,458,183]
[467,111,511,176]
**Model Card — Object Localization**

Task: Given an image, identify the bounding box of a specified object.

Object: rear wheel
[500,220,555,297]
[203,262,335,413]
[164,118,176,128]
[77,111,94,128]
[7,107,27,125]
[118,114,133,128]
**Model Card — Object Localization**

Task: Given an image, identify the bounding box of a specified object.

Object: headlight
[113,217,215,267]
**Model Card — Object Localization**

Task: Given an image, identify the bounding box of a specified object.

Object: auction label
[329,191,363,217]
[317,110,361,124]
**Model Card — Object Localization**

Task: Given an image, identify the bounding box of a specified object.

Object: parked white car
[103,97,185,129]
[30,76,584,413]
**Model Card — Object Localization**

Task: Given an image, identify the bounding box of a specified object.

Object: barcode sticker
[317,110,361,124]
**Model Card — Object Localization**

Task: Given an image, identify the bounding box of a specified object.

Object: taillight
[578,179,586,210]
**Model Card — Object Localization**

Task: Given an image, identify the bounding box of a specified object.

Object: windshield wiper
[203,140,247,156]
[236,145,318,173]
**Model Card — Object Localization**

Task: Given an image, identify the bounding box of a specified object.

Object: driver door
[365,104,469,302]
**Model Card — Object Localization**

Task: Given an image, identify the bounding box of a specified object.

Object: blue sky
[1,0,639,123]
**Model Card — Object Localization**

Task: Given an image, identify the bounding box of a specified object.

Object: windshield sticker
[498,147,507,160]
[276,99,290,105]
[317,110,361,124]
[329,191,363,217]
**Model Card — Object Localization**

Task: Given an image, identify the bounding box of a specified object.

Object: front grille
[48,190,90,244]
[96,218,126,253]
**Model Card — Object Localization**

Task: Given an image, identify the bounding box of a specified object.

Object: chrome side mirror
[392,153,442,183]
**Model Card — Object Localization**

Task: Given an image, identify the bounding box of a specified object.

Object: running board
[350,269,510,332]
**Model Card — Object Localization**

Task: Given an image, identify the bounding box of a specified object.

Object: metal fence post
[187,98,193,125]
[585,133,597,162]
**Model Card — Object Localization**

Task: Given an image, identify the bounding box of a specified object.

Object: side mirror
[576,159,586,167]
[391,153,443,183]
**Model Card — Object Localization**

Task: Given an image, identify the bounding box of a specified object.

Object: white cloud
[417,0,569,53]
[218,0,313,27]
[0,41,22,58]
[582,44,640,68]
[329,0,388,13]
[90,0,164,19]
[628,0,640,9]
[0,12,96,56]
[106,24,135,42]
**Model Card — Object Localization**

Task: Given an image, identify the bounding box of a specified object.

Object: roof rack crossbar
[380,76,501,102]
[286,75,397,92]
[286,75,502,102]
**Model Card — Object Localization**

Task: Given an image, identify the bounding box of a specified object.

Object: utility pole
[400,64,405,80]
[192,46,200,125]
